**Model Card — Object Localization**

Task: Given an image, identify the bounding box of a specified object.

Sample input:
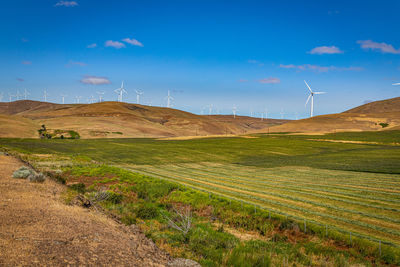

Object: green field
[1,130,400,249]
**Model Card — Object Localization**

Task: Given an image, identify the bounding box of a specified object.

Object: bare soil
[0,155,171,266]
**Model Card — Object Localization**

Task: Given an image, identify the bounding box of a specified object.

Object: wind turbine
[96,91,105,102]
[89,95,96,104]
[280,108,285,119]
[8,93,14,102]
[16,90,23,100]
[208,104,213,115]
[304,80,326,117]
[295,112,299,120]
[43,90,49,102]
[135,89,143,104]
[166,90,174,108]
[265,108,268,120]
[393,83,400,85]
[23,89,30,100]
[115,81,127,102]
[75,96,82,104]
[60,94,67,104]
[0,92,3,102]
[232,105,237,119]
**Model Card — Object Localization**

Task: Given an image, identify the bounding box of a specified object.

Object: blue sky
[1,0,399,119]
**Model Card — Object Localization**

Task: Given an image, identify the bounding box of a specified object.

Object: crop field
[1,130,400,248]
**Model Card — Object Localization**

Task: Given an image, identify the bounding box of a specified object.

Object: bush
[121,214,137,225]
[107,191,123,204]
[136,203,158,219]
[28,172,46,183]
[12,166,33,179]
[226,240,271,267]
[68,183,86,193]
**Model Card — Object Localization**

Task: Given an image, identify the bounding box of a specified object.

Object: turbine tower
[265,108,268,120]
[43,90,48,102]
[280,108,285,119]
[97,91,105,102]
[166,90,174,108]
[135,89,143,104]
[208,104,213,115]
[304,80,326,118]
[89,95,96,104]
[15,90,22,100]
[114,81,127,102]
[232,105,237,119]
[23,89,30,100]
[60,94,67,104]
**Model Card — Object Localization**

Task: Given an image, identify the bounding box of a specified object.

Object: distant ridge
[260,97,400,134]
[0,100,288,138]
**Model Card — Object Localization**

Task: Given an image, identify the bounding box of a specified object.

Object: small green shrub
[379,122,389,128]
[121,214,137,225]
[107,191,123,204]
[226,240,271,267]
[68,183,86,193]
[136,203,158,219]
[13,167,33,179]
[28,172,46,182]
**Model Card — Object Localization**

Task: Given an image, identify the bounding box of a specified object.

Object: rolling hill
[0,100,288,138]
[263,97,400,134]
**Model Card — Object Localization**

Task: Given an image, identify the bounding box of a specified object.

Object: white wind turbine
[135,89,143,104]
[304,80,326,118]
[115,81,127,102]
[265,108,268,120]
[89,95,96,104]
[8,93,15,102]
[280,108,285,119]
[23,89,30,100]
[166,90,174,108]
[208,104,213,115]
[75,96,82,104]
[43,90,49,102]
[97,91,105,102]
[16,90,23,100]
[0,92,3,102]
[60,94,67,104]
[232,105,238,119]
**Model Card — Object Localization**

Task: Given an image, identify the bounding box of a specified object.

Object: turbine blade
[304,80,312,93]
[393,83,400,85]
[305,94,311,106]
[314,92,326,94]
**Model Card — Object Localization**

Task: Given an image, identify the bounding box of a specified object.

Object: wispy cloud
[357,40,400,54]
[279,64,362,72]
[21,61,32,65]
[309,46,343,55]
[238,79,248,83]
[248,59,264,66]
[87,43,97,48]
[16,78,24,82]
[105,40,126,49]
[21,38,29,43]
[258,77,280,84]
[122,38,143,47]
[54,1,78,7]
[67,61,87,67]
[80,75,111,85]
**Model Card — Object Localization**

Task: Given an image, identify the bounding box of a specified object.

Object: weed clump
[12,166,46,183]
[136,203,158,219]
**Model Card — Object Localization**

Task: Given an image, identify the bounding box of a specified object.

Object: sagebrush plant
[12,166,46,182]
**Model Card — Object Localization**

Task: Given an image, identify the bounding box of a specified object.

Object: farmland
[1,130,400,265]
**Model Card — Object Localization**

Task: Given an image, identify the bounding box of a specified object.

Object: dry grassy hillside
[0,100,287,138]
[261,97,400,134]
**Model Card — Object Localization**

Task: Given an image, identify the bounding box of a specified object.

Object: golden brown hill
[0,100,287,138]
[261,97,400,134]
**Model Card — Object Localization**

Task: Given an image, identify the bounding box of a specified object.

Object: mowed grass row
[128,163,400,246]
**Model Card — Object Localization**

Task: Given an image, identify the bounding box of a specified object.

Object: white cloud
[122,38,144,47]
[80,75,111,85]
[309,46,343,55]
[279,64,362,72]
[87,43,97,48]
[105,40,126,49]
[67,61,87,67]
[54,1,78,7]
[248,59,264,66]
[258,77,280,84]
[16,78,24,82]
[357,40,400,54]
[21,61,32,65]
[238,79,248,83]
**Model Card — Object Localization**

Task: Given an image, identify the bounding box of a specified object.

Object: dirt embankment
[0,155,171,266]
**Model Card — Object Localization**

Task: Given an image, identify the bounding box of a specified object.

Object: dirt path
[0,155,170,266]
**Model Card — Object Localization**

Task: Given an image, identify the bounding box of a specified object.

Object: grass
[1,130,399,265]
